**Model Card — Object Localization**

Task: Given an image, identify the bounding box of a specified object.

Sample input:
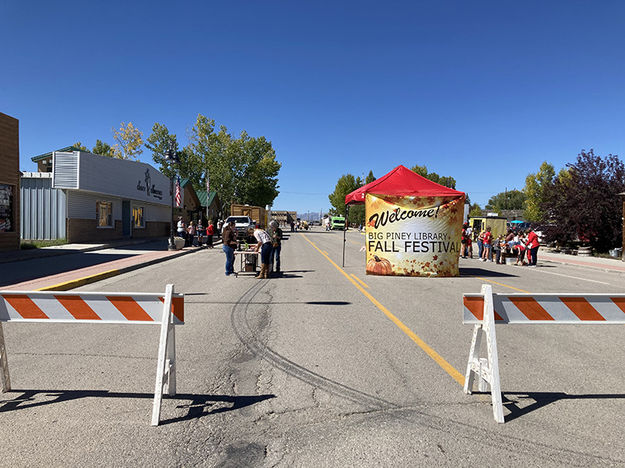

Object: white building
[23,149,177,243]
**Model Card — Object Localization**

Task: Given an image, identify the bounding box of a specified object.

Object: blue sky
[3,1,625,214]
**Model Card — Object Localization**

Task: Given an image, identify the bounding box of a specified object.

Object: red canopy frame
[345,165,464,205]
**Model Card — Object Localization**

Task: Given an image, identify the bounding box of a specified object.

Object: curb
[37,246,203,291]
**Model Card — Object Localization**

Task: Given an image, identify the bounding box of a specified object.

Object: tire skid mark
[229,280,623,466]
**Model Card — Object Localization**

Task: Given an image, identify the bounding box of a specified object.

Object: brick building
[24,149,172,243]
[0,112,20,250]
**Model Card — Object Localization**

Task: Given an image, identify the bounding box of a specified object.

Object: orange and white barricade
[463,284,625,423]
[0,284,184,426]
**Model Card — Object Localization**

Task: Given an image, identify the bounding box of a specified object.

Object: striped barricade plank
[463,293,625,324]
[462,285,625,424]
[0,291,184,324]
[0,285,184,426]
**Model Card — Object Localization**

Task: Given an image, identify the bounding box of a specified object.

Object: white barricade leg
[0,322,10,392]
[152,284,174,426]
[463,284,504,423]
[482,285,504,423]
[463,324,482,394]
[165,318,176,396]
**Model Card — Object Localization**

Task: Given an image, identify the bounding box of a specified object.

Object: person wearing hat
[268,220,283,275]
[253,224,272,279]
[222,220,238,276]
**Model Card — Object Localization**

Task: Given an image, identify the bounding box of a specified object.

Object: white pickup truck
[225,215,255,240]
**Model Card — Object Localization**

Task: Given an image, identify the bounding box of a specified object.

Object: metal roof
[31,146,83,162]
[196,190,218,208]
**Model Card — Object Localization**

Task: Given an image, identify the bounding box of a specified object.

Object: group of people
[177,217,217,248]
[461,224,540,266]
[222,220,283,278]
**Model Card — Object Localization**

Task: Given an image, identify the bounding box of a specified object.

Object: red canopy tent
[341,165,465,270]
[345,165,464,205]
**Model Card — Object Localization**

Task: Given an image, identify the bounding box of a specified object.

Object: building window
[96,201,113,228]
[0,184,14,232]
[133,206,144,228]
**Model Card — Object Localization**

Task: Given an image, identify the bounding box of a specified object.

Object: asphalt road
[2,228,625,466]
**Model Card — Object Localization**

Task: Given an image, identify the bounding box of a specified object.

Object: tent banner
[365,193,465,277]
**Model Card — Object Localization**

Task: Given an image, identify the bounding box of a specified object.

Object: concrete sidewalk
[539,249,625,273]
[1,238,216,291]
[0,237,163,264]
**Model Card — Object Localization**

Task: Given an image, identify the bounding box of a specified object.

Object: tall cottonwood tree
[145,116,281,214]
[187,114,281,213]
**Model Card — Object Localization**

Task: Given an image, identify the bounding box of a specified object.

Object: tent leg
[342,205,349,267]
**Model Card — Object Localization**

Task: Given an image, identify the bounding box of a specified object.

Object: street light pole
[165,146,179,250]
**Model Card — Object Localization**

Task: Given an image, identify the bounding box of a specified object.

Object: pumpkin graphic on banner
[365,193,465,277]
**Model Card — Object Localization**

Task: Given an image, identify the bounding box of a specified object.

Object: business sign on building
[53,152,171,206]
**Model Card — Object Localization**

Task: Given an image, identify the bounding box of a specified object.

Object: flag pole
[206,169,210,222]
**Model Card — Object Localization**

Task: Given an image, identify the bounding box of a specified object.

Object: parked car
[225,215,254,241]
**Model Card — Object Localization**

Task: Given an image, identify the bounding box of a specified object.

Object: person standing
[461,223,469,258]
[515,231,527,266]
[481,226,492,262]
[268,220,283,275]
[206,220,215,248]
[196,220,204,245]
[222,220,238,276]
[177,216,186,243]
[187,221,196,246]
[253,224,273,279]
[526,228,540,266]
[492,235,503,264]
[476,229,484,260]
[465,225,473,258]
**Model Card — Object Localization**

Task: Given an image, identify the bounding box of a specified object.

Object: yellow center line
[302,233,465,386]
[475,277,530,293]
[350,273,369,289]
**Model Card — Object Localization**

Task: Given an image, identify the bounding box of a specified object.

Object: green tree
[469,203,482,217]
[73,142,88,151]
[328,174,361,217]
[113,122,143,160]
[231,132,281,207]
[485,189,526,212]
[365,170,375,184]
[145,123,180,178]
[410,164,456,188]
[188,115,233,209]
[523,162,556,222]
[91,139,119,157]
[187,114,281,214]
